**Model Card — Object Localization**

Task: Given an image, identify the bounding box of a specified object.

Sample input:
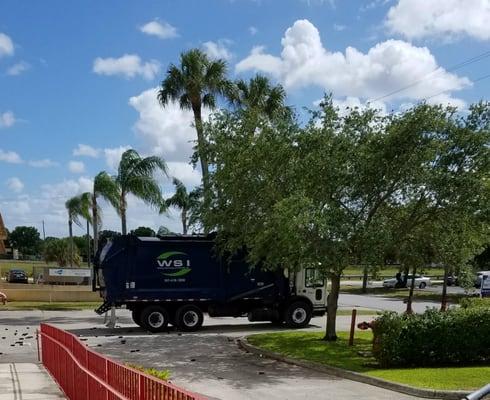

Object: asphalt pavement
[0,304,429,400]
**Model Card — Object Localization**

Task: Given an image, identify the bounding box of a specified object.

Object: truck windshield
[305,268,324,288]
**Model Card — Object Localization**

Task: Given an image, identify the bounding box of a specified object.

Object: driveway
[0,309,424,400]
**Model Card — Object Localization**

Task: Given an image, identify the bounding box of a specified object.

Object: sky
[0,0,489,237]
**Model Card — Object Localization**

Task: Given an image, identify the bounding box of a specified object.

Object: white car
[383,274,431,289]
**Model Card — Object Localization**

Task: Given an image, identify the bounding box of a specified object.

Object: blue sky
[0,0,489,236]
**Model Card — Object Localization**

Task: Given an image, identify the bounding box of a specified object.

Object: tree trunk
[406,264,417,314]
[121,192,127,235]
[182,209,188,235]
[362,265,368,293]
[191,104,209,189]
[92,195,98,256]
[324,273,340,341]
[68,219,73,267]
[441,264,449,311]
[86,219,91,268]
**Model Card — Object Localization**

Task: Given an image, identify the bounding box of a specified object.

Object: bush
[459,297,490,309]
[372,308,490,367]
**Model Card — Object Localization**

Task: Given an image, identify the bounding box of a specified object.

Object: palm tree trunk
[86,219,91,268]
[406,264,417,314]
[68,218,73,267]
[182,209,188,235]
[92,196,98,256]
[324,273,340,341]
[121,192,127,235]
[441,264,449,311]
[191,105,210,188]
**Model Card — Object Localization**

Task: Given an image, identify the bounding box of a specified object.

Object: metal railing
[39,323,204,400]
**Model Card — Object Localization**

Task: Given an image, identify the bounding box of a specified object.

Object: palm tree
[115,149,168,235]
[234,74,288,118]
[65,193,91,266]
[158,49,232,188]
[164,178,201,235]
[91,172,119,255]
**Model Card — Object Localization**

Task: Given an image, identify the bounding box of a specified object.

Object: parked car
[7,269,28,284]
[475,271,490,288]
[383,274,431,289]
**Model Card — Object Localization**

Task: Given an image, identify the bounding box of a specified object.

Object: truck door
[296,268,327,308]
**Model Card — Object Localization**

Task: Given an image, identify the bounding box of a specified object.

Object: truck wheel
[175,305,204,332]
[140,306,169,333]
[285,301,312,329]
[131,309,142,327]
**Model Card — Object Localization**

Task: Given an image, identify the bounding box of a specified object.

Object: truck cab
[294,268,327,315]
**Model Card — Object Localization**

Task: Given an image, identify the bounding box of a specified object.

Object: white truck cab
[293,268,328,315]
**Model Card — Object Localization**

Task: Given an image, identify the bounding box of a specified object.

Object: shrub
[372,308,490,367]
[459,297,490,309]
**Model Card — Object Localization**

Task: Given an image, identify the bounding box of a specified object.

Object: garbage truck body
[94,235,327,332]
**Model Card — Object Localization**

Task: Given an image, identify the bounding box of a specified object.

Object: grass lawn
[339,286,474,303]
[248,331,488,391]
[341,266,445,278]
[0,301,100,311]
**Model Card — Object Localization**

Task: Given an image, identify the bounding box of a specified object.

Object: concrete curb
[237,337,469,400]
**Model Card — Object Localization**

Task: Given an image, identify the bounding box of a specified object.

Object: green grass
[0,301,100,311]
[341,266,445,278]
[125,364,171,381]
[336,308,378,316]
[339,286,473,303]
[248,331,489,390]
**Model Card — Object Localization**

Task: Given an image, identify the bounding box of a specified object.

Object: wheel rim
[183,310,199,327]
[292,308,307,324]
[148,311,165,328]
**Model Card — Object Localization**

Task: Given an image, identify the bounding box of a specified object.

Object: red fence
[39,323,205,400]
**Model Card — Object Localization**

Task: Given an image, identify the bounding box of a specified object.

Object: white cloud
[331,97,387,116]
[68,161,85,174]
[6,177,24,193]
[28,159,58,168]
[104,145,131,171]
[249,26,258,35]
[0,149,22,164]
[236,19,470,103]
[129,87,211,163]
[140,20,178,39]
[0,111,15,128]
[93,54,160,80]
[167,162,202,187]
[73,144,101,158]
[7,61,30,76]
[386,0,490,40]
[202,40,233,60]
[0,33,14,58]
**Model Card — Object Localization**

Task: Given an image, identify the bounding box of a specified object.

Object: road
[0,304,427,400]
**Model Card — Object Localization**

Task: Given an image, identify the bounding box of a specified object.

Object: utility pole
[42,220,46,240]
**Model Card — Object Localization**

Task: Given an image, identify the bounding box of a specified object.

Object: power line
[424,72,490,102]
[369,49,490,103]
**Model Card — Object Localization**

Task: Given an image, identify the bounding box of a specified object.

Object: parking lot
[0,299,433,400]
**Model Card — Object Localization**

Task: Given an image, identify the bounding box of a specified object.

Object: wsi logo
[156,251,192,277]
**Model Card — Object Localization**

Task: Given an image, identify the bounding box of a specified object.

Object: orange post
[348,309,357,346]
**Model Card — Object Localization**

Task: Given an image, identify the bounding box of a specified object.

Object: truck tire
[140,305,169,333]
[175,305,204,332]
[131,309,142,327]
[284,301,312,329]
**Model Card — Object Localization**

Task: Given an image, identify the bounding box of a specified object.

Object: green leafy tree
[158,48,232,189]
[65,193,92,266]
[91,171,120,255]
[9,226,42,256]
[164,178,202,234]
[98,230,121,249]
[44,237,81,267]
[157,226,173,236]
[130,226,156,237]
[115,149,168,235]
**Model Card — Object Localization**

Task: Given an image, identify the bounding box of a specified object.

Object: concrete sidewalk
[0,363,65,399]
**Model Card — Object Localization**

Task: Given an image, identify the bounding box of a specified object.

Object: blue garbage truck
[93,234,327,332]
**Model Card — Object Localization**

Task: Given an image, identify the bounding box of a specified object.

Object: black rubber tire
[419,282,427,289]
[175,305,204,332]
[284,301,312,329]
[131,309,142,327]
[140,305,169,333]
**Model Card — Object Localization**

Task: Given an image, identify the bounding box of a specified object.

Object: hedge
[372,307,490,367]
